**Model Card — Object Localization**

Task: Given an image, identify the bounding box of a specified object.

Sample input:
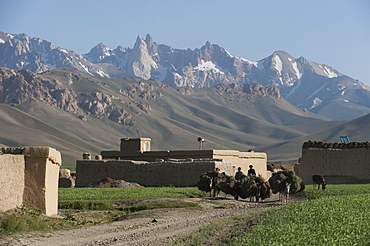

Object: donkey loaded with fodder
[268,170,305,203]
[196,169,271,202]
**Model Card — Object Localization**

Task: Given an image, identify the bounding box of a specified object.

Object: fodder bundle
[197,173,212,192]
[268,170,304,194]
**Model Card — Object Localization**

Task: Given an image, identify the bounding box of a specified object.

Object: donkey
[279,182,291,203]
[312,175,326,190]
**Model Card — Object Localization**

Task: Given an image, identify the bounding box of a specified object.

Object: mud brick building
[76,138,268,187]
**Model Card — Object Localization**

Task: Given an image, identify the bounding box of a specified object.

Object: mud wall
[76,159,234,187]
[100,149,268,183]
[0,147,61,216]
[0,154,25,212]
[213,150,267,179]
[295,141,370,184]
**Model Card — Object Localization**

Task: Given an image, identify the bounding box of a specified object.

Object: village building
[294,140,370,184]
[76,138,269,187]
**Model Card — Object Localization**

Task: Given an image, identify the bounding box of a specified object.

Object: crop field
[231,184,370,245]
[59,187,203,201]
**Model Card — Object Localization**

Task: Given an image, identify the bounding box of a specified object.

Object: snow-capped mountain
[0,32,124,78]
[1,31,369,120]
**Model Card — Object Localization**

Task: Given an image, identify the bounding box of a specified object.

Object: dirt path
[1,194,303,246]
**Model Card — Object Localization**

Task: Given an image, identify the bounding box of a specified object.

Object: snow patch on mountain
[79,62,92,75]
[320,65,338,78]
[288,58,302,79]
[224,50,234,58]
[273,55,283,75]
[195,60,224,74]
[310,97,323,109]
[96,70,110,77]
[60,48,68,54]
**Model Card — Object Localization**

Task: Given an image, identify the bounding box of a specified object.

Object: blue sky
[1,0,370,85]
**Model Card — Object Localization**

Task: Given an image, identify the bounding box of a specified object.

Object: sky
[1,0,370,85]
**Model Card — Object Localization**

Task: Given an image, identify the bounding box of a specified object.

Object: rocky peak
[145,33,158,56]
[242,82,281,98]
[133,36,145,50]
[15,33,31,43]
[200,41,214,61]
[213,82,281,99]
[84,43,112,63]
[127,36,157,80]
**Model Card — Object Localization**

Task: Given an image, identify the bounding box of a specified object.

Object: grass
[231,194,370,245]
[58,200,113,210]
[304,183,370,196]
[0,187,204,238]
[0,205,79,237]
[173,183,370,246]
[58,187,203,200]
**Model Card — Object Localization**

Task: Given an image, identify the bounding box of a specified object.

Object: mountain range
[0,66,365,165]
[1,31,370,121]
[1,32,370,165]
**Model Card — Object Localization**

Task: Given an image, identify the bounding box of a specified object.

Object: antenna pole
[197,137,204,150]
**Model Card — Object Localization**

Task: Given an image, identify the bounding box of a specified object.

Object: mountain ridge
[0,67,346,163]
[1,31,369,120]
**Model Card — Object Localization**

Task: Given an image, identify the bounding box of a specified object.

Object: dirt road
[1,194,302,246]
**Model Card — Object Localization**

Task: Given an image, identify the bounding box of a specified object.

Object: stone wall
[294,141,370,184]
[0,147,61,216]
[76,159,234,187]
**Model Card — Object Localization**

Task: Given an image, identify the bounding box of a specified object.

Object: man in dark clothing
[235,167,244,181]
[234,167,244,200]
[247,165,256,176]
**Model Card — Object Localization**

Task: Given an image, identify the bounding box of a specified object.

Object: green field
[229,184,370,245]
[172,184,370,246]
[59,187,202,201]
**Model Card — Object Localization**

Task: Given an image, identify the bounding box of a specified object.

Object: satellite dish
[197,137,205,143]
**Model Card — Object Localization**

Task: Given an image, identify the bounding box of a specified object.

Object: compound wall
[295,141,370,184]
[84,138,268,187]
[76,159,234,187]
